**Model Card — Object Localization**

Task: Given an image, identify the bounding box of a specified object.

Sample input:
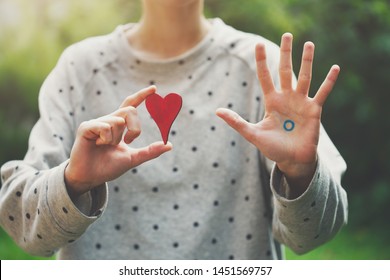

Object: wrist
[277,160,317,180]
[276,157,318,199]
[64,164,90,199]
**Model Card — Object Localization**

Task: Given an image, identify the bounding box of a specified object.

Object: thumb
[129,141,173,167]
[216,108,255,142]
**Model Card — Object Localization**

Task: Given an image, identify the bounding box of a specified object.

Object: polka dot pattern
[0,19,346,260]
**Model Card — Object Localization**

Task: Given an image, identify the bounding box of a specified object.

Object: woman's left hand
[216,33,340,196]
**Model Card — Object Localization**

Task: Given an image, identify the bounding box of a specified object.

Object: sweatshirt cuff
[45,161,108,235]
[270,157,324,209]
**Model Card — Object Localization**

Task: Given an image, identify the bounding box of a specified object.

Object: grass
[1,225,389,260]
[286,226,390,260]
[0,228,54,260]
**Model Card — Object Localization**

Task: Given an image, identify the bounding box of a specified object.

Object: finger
[255,43,276,94]
[216,108,256,143]
[130,141,173,167]
[296,41,315,95]
[124,108,141,144]
[95,116,126,145]
[120,85,157,108]
[279,33,294,91]
[79,118,124,146]
[313,65,340,106]
[78,120,112,144]
[111,107,141,144]
[95,125,114,146]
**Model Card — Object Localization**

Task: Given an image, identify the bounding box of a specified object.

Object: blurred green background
[1,0,389,260]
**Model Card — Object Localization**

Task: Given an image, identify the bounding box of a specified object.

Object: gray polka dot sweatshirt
[0,19,348,259]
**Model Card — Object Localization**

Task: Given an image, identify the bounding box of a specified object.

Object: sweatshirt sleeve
[270,125,348,254]
[0,46,108,257]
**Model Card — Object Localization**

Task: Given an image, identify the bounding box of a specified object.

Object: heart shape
[145,93,183,144]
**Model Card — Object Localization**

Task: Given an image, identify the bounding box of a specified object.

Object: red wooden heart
[145,93,182,144]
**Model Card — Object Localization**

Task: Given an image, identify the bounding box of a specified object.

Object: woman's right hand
[64,86,172,198]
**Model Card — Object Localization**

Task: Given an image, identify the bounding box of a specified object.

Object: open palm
[217,33,340,181]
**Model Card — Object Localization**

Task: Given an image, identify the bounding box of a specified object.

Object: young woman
[0,0,347,259]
